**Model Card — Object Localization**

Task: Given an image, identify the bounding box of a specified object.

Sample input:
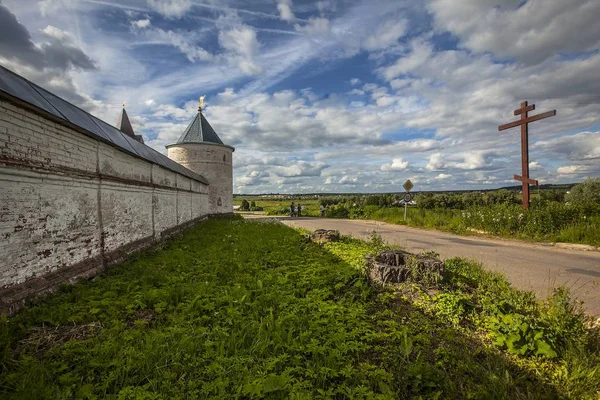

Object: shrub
[565,177,600,206]
[240,199,250,211]
[326,204,350,218]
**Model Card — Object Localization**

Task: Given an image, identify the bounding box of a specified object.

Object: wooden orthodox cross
[498,101,556,209]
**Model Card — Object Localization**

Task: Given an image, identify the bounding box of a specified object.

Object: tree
[565,178,600,205]
[240,199,250,211]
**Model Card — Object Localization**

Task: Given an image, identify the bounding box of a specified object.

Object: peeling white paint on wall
[0,100,221,292]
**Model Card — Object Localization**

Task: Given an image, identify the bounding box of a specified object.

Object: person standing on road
[320,204,326,217]
[297,204,302,217]
[290,202,295,217]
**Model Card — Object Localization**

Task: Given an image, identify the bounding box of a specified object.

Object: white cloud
[277,0,295,22]
[219,26,263,75]
[381,158,409,171]
[147,0,191,18]
[426,153,446,171]
[380,38,433,81]
[350,78,361,86]
[363,19,408,51]
[426,0,600,64]
[132,19,151,29]
[435,173,452,180]
[339,175,358,184]
[138,27,214,62]
[529,161,543,171]
[347,89,365,95]
[534,132,600,161]
[557,165,584,175]
[295,17,330,37]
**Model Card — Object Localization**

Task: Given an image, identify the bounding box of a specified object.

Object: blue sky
[1,0,599,193]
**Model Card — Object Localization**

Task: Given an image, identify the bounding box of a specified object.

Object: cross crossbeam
[514,174,538,185]
[498,101,556,209]
[498,110,556,131]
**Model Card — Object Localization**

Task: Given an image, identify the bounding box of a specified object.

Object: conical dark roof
[117,108,135,138]
[176,111,223,145]
[117,107,145,143]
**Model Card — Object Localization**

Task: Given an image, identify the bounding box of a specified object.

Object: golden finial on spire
[122,100,126,108]
[199,96,205,112]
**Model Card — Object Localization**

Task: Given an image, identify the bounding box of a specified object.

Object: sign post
[403,180,413,221]
[498,101,556,209]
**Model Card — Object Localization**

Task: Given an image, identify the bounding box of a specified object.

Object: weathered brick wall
[0,100,210,313]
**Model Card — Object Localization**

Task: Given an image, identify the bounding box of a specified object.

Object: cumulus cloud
[435,173,452,180]
[0,4,98,107]
[529,161,543,171]
[426,153,446,171]
[381,158,409,171]
[147,0,192,18]
[339,175,358,185]
[534,132,600,161]
[426,0,600,64]
[0,6,95,72]
[379,38,433,80]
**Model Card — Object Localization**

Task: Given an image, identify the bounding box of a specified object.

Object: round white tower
[166,99,235,215]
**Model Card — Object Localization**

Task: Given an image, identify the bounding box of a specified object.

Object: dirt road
[263,216,600,316]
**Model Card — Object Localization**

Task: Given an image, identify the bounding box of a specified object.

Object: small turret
[166,96,235,214]
[117,102,144,143]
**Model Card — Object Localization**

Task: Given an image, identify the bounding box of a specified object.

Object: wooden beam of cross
[498,101,556,209]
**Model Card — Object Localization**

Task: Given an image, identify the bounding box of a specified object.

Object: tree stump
[365,250,444,286]
[311,229,340,242]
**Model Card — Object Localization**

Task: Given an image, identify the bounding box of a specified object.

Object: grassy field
[2,217,599,398]
[234,196,600,247]
[234,197,321,216]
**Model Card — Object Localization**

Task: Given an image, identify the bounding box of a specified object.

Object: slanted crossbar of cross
[498,101,556,209]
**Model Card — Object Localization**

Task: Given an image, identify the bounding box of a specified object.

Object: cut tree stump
[311,229,340,242]
[365,250,445,286]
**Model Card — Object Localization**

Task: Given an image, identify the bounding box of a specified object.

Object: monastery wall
[0,100,209,314]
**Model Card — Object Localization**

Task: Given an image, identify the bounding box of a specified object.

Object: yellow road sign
[403,179,413,192]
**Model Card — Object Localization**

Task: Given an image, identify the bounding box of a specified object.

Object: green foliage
[325,204,349,218]
[487,313,557,358]
[565,177,600,206]
[240,199,250,211]
[3,220,599,398]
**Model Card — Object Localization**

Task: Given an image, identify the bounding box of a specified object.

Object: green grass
[234,197,321,217]
[1,218,599,398]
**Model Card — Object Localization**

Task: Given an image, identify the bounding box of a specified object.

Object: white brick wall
[0,100,210,289]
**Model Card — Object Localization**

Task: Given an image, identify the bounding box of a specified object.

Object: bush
[326,204,350,218]
[240,199,250,211]
[565,177,600,206]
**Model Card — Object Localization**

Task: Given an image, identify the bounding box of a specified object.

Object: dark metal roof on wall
[176,111,224,145]
[0,65,207,185]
